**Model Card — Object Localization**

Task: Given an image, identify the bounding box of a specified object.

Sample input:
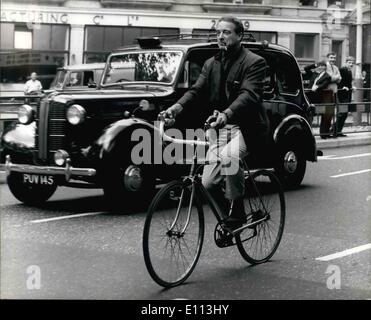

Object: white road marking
[319,153,371,160]
[316,243,371,261]
[28,212,105,224]
[330,169,371,178]
[318,155,336,160]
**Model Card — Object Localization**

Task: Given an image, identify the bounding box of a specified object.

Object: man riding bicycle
[164,16,269,231]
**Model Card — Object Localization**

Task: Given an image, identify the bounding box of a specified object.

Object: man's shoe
[223,198,247,231]
[320,136,328,140]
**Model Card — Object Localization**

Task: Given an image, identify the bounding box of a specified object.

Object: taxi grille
[35,100,66,163]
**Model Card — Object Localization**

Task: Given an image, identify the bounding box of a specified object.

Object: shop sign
[0,10,68,24]
[0,52,64,67]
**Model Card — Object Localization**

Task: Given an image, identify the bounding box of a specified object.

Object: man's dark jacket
[177,46,269,153]
[304,63,332,104]
[338,66,353,102]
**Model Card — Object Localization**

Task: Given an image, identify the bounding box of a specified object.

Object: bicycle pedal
[214,223,235,248]
[215,234,234,248]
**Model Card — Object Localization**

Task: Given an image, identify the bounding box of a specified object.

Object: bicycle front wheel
[236,170,285,264]
[143,179,204,288]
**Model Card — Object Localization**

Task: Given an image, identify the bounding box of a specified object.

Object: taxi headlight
[54,149,69,166]
[18,104,34,125]
[67,104,86,125]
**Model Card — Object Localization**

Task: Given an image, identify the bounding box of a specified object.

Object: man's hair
[326,52,336,57]
[346,56,355,62]
[217,16,244,36]
[317,60,327,67]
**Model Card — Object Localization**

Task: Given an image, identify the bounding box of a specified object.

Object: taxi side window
[189,62,202,86]
[185,49,217,86]
[67,72,83,87]
[276,53,301,95]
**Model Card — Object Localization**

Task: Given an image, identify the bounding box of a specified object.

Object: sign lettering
[0,10,69,24]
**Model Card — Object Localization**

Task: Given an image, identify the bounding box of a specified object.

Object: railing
[305,87,371,137]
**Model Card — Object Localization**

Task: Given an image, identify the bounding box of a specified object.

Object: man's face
[346,60,354,69]
[216,21,242,51]
[31,73,37,80]
[316,65,326,73]
[327,54,336,65]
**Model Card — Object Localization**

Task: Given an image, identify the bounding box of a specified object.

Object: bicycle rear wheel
[143,179,204,288]
[236,170,285,264]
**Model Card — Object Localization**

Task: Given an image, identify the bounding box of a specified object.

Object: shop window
[14,26,32,49]
[213,0,262,3]
[328,0,344,8]
[84,26,179,63]
[0,23,14,49]
[33,24,69,51]
[104,27,123,51]
[295,34,316,59]
[33,26,51,50]
[51,25,69,50]
[299,0,318,6]
[86,26,104,52]
[192,29,277,44]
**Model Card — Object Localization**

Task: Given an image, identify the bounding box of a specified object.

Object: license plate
[23,174,54,185]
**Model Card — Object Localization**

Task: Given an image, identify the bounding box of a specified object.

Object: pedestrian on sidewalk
[24,72,43,95]
[322,52,342,139]
[334,56,355,137]
[304,60,332,139]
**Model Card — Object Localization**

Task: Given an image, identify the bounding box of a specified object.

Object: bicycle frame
[143,116,286,288]
[157,115,270,236]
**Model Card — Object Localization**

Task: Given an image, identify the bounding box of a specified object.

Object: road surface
[1,145,370,299]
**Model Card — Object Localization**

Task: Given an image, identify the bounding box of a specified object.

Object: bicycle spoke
[236,170,285,264]
[143,180,204,287]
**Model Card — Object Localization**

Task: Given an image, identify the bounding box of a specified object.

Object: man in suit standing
[304,61,332,139]
[324,52,342,138]
[334,56,355,137]
[164,16,268,230]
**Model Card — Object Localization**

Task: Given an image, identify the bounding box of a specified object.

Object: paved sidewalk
[313,126,371,149]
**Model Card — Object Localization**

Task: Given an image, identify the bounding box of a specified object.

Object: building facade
[0,0,370,87]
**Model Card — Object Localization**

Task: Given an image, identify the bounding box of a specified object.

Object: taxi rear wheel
[7,172,57,205]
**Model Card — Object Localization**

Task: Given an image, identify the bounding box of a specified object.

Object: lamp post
[353,0,364,125]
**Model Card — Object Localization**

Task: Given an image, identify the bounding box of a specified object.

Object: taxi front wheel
[102,161,156,213]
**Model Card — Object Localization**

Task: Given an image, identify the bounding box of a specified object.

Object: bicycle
[143,113,286,288]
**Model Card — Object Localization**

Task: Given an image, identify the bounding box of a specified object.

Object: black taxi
[1,34,318,210]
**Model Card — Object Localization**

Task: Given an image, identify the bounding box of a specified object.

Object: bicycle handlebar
[157,112,209,147]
